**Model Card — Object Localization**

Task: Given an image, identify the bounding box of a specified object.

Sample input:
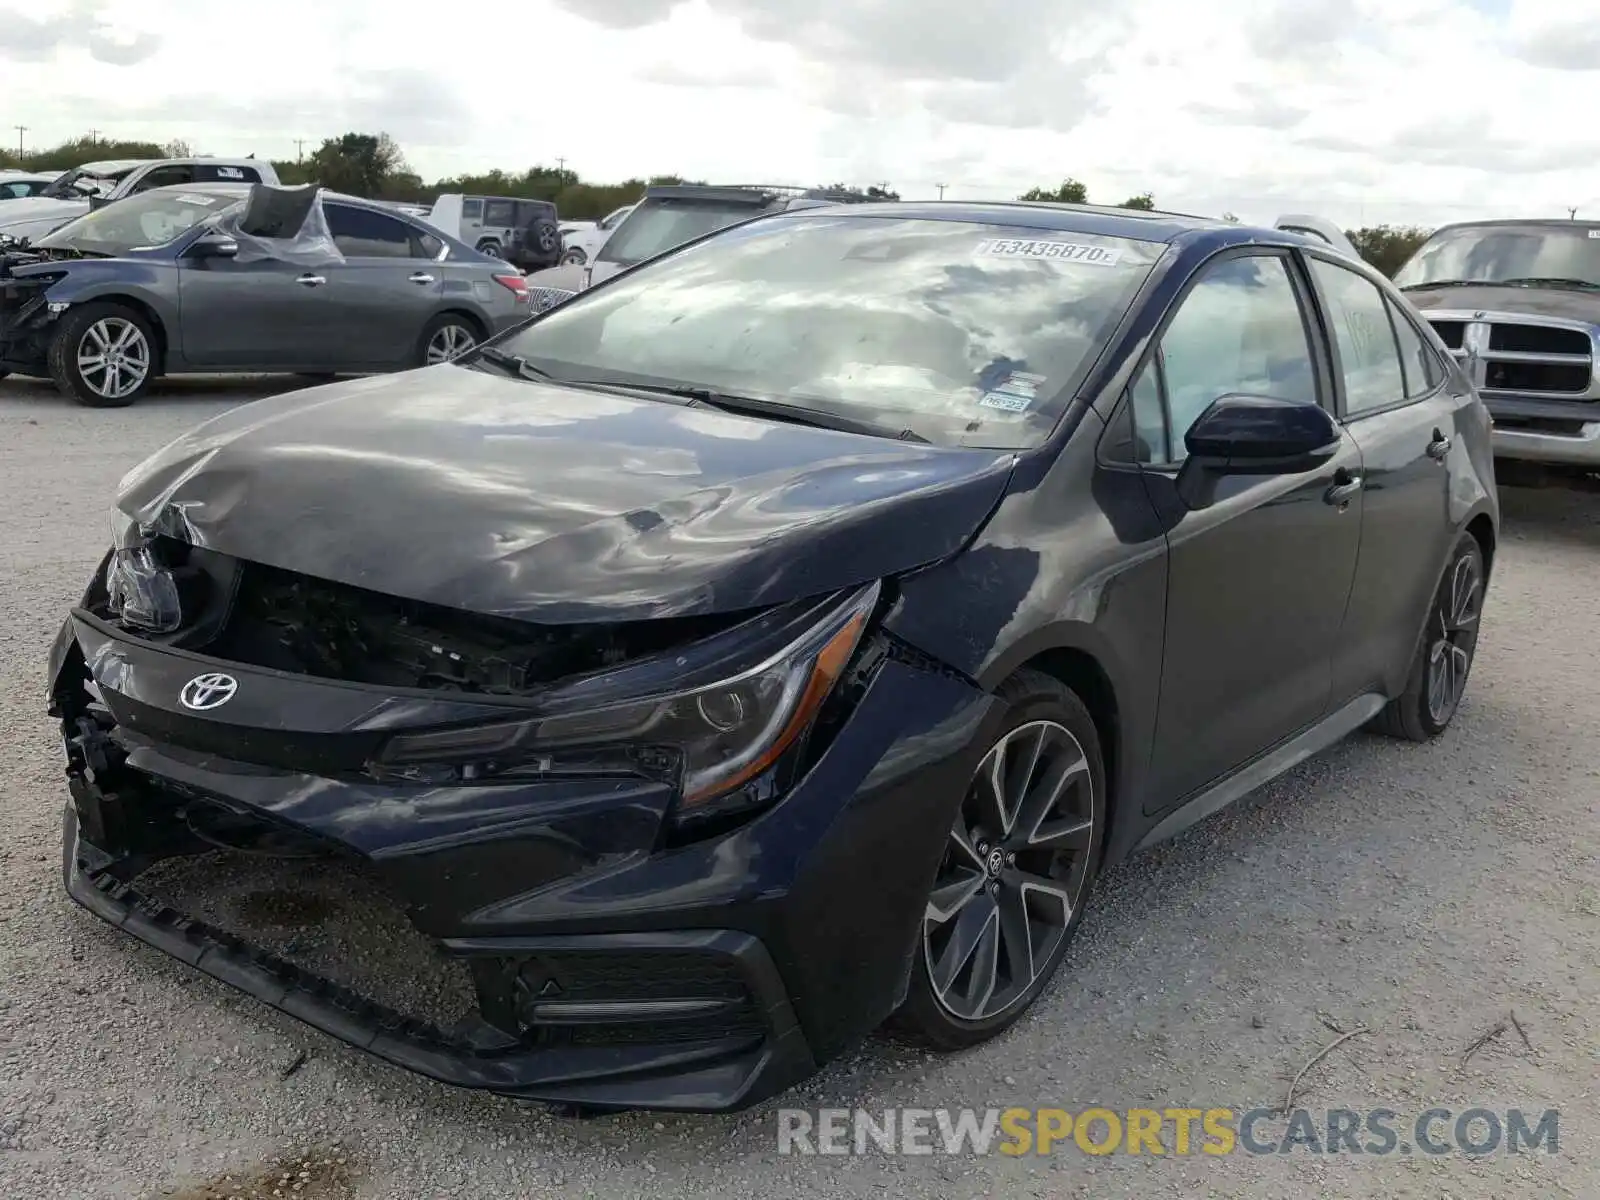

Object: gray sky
[5,0,1600,228]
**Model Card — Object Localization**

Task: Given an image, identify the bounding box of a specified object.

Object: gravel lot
[1,377,1596,1199]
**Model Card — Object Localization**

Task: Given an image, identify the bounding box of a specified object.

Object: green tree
[1119,192,1155,211]
[304,132,408,198]
[9,135,166,171]
[1345,225,1433,277]
[1019,178,1088,204]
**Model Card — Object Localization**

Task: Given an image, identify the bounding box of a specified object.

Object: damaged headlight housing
[102,507,205,634]
[377,582,879,823]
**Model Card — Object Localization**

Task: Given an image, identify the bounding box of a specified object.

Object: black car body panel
[52,202,1499,1111]
[113,365,1018,622]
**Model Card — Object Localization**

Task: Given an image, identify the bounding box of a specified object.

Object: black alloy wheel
[895,670,1105,1048]
[1371,533,1486,741]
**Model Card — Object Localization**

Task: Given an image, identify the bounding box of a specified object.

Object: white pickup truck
[0,157,280,244]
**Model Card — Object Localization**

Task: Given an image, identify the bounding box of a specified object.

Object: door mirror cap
[188,236,238,260]
[1176,394,1341,510]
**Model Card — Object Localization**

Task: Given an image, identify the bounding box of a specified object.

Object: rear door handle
[408,272,435,284]
[1324,470,1363,508]
[295,274,325,287]
[1426,430,1452,460]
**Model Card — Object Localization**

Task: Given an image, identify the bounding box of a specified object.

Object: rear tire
[1369,534,1485,742]
[561,247,587,266]
[476,240,502,259]
[416,313,481,367]
[47,302,157,407]
[892,669,1106,1050]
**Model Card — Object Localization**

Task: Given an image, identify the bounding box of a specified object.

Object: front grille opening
[1489,324,1591,355]
[134,848,479,1030]
[196,561,750,696]
[1484,360,1591,393]
[1428,320,1465,349]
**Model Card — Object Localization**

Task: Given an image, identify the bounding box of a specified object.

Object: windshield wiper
[582,381,931,443]
[473,347,557,382]
[1398,279,1481,290]
[1498,277,1600,291]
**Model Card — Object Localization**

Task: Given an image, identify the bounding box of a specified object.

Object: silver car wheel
[425,324,477,365]
[561,248,586,265]
[77,318,151,401]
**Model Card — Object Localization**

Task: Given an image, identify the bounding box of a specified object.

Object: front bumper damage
[52,603,997,1112]
[0,248,61,375]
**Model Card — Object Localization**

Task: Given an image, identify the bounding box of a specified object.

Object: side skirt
[1132,692,1387,853]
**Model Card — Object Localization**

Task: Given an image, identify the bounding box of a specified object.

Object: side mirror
[1174,394,1341,511]
[87,194,111,212]
[188,236,238,260]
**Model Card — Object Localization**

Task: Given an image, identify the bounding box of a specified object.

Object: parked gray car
[0,183,533,406]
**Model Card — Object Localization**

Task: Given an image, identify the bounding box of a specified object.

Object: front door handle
[295,274,325,287]
[1324,470,1363,508]
[408,272,435,284]
[1426,429,1452,460]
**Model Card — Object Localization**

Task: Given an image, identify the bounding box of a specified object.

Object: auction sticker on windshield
[976,239,1122,266]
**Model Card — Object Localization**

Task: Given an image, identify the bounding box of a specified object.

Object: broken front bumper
[52,610,997,1112]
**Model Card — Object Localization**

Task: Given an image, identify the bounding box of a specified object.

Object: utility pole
[936,183,946,199]
[88,128,99,144]
[14,126,25,160]
[294,138,306,161]
[556,156,567,182]
[1568,206,1578,220]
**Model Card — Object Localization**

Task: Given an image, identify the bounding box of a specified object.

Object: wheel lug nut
[976,841,989,855]
[1005,852,1015,866]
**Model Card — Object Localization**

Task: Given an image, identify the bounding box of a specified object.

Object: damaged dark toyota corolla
[50,202,1498,1112]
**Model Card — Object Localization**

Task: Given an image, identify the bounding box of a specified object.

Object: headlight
[102,505,203,634]
[377,582,879,821]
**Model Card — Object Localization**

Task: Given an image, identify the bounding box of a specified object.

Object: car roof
[140,182,403,212]
[771,199,1278,245]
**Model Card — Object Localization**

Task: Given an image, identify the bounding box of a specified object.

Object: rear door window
[462,198,484,219]
[195,163,262,184]
[325,203,418,259]
[129,165,196,194]
[483,199,516,227]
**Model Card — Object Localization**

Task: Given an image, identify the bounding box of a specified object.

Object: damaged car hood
[0,196,87,239]
[1402,282,1600,323]
[116,366,1018,622]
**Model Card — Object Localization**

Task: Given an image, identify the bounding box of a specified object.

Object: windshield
[1394,224,1600,289]
[40,165,135,201]
[596,197,770,267]
[37,189,238,253]
[492,214,1164,449]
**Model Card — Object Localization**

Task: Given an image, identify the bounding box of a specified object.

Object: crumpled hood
[0,196,85,237]
[115,366,1018,623]
[1403,283,1600,325]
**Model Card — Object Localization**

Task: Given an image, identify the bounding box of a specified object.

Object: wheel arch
[59,293,170,373]
[431,306,489,340]
[975,625,1135,865]
[1465,510,1496,578]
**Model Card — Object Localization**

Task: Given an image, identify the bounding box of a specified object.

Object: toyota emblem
[179,672,238,711]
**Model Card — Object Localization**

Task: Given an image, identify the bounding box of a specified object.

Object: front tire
[476,240,502,259]
[893,670,1106,1050]
[561,247,587,266]
[48,302,156,407]
[1370,533,1485,742]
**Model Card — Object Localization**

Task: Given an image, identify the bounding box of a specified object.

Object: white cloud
[3,0,1600,228]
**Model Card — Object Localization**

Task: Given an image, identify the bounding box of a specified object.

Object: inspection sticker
[979,390,1033,411]
[976,239,1122,265]
[1588,229,1600,238]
